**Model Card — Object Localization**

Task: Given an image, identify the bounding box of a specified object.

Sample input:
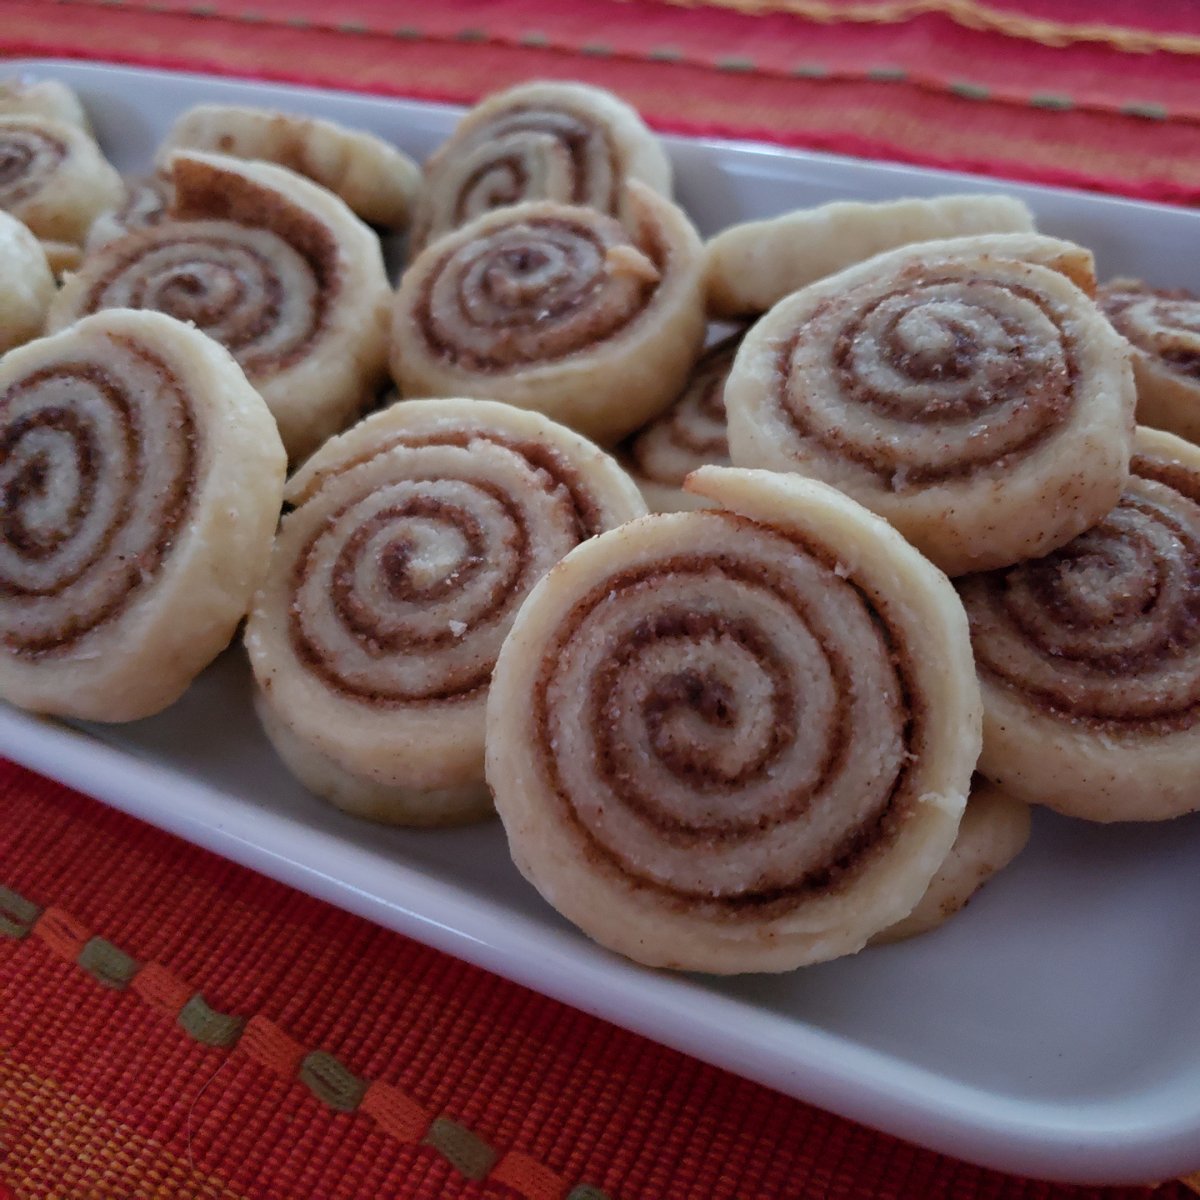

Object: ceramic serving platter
[3,58,1199,1186]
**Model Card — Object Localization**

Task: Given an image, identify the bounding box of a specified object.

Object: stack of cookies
[0,75,1195,976]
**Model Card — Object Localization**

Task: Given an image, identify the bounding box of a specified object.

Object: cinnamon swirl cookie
[960,427,1200,822]
[705,194,1036,318]
[0,79,91,130]
[47,151,392,461]
[1099,279,1200,446]
[726,233,1133,576]
[0,211,54,352]
[159,104,420,229]
[623,329,741,511]
[86,173,173,249]
[245,398,646,826]
[392,185,705,444]
[410,80,671,254]
[0,116,122,244]
[0,309,286,722]
[486,466,982,973]
[872,778,1031,944]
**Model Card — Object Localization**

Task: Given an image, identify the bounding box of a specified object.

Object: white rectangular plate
[3,58,1199,1187]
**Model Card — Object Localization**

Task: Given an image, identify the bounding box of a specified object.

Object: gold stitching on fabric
[0,886,41,939]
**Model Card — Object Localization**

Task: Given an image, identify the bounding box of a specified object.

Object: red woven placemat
[3,4,1200,1198]
[0,766,1189,1200]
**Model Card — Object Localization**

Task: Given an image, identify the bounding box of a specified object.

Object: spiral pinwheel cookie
[410,80,671,254]
[159,104,420,229]
[392,185,705,444]
[959,427,1200,822]
[0,116,122,243]
[0,309,286,722]
[47,151,392,461]
[86,172,173,249]
[726,233,1133,576]
[1099,279,1200,446]
[0,79,90,130]
[246,398,646,827]
[705,194,1036,318]
[624,329,741,511]
[0,211,54,352]
[486,466,982,973]
[873,778,1031,944]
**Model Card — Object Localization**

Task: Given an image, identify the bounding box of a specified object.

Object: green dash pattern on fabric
[300,1051,367,1112]
[77,937,138,989]
[0,886,41,939]
[178,994,246,1048]
[424,1118,497,1181]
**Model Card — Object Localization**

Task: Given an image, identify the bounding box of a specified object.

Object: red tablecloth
[3,3,1200,1197]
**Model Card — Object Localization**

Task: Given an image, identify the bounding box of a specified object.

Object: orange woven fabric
[0,767,1189,1199]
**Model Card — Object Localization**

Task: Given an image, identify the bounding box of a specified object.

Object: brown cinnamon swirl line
[86,172,173,249]
[0,210,54,352]
[410,80,671,255]
[392,183,705,445]
[485,466,981,973]
[958,426,1200,822]
[725,233,1133,576]
[0,115,122,243]
[1099,278,1200,447]
[0,309,285,722]
[623,329,743,511]
[47,151,392,461]
[245,397,646,827]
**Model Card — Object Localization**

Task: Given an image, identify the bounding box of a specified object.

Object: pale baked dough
[411,80,671,253]
[0,115,122,243]
[0,78,91,130]
[873,779,1031,944]
[392,183,705,445]
[245,398,646,826]
[1099,278,1200,446]
[486,466,982,973]
[0,211,54,351]
[704,194,1036,318]
[725,233,1133,575]
[960,427,1200,822]
[159,104,420,229]
[623,329,741,512]
[47,151,392,461]
[0,309,285,721]
[86,173,173,249]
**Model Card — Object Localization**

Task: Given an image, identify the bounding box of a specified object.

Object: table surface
[4,2,1200,1198]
